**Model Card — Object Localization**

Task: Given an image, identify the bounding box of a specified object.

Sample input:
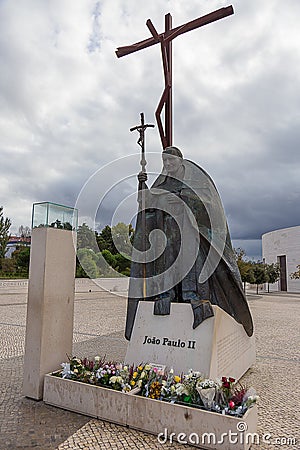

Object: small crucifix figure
[116,6,234,149]
[130,112,154,175]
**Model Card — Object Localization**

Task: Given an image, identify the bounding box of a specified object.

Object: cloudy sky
[1,0,299,259]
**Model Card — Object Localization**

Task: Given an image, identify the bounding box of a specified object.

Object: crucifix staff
[130,113,154,299]
[117,5,234,149]
[130,112,155,176]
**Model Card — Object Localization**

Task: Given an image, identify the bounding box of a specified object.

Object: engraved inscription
[217,331,251,374]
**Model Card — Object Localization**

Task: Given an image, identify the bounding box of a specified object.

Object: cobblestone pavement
[0,280,299,449]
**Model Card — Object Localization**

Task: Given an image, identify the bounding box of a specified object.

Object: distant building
[6,236,31,258]
[262,225,300,292]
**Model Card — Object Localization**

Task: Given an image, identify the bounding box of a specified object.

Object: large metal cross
[116,6,234,149]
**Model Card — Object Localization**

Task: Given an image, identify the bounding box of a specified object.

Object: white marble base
[44,374,258,450]
[125,303,255,380]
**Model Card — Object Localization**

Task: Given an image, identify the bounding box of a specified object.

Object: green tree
[97,223,134,256]
[234,248,255,292]
[0,258,16,276]
[265,263,280,292]
[76,256,87,278]
[12,246,30,277]
[76,248,99,278]
[96,251,116,277]
[252,262,268,294]
[96,225,116,254]
[101,249,117,268]
[81,255,98,278]
[77,223,98,252]
[114,253,131,275]
[0,206,11,259]
[290,264,300,280]
[76,249,99,278]
[76,222,134,278]
[111,222,133,258]
[77,248,98,262]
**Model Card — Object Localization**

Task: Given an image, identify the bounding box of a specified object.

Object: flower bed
[44,356,258,450]
[53,356,258,416]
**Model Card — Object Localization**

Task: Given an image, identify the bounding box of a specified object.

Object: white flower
[169,368,174,374]
[96,368,104,379]
[140,371,146,379]
[61,362,70,371]
[61,362,72,378]
[110,376,117,384]
[247,394,259,403]
[110,375,123,385]
[94,356,100,362]
[176,384,189,396]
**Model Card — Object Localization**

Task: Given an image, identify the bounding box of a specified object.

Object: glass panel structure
[32,202,78,231]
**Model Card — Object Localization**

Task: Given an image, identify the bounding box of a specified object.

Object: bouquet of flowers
[55,357,259,416]
[196,378,218,409]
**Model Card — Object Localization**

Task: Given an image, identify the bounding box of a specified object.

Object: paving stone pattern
[0,283,299,449]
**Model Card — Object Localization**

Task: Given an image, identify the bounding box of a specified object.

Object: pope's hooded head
[162,146,183,158]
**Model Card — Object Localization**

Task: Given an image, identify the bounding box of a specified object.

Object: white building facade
[262,225,300,292]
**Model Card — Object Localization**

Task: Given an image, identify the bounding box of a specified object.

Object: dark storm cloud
[0,0,299,258]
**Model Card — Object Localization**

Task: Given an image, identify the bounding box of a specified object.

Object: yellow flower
[73,369,78,374]
[138,365,143,371]
[174,376,181,383]
[130,380,136,386]
[133,371,138,378]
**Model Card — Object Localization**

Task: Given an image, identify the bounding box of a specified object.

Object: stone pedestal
[23,227,76,399]
[125,302,255,380]
[44,374,258,450]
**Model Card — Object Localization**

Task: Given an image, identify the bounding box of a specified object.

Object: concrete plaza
[0,279,299,449]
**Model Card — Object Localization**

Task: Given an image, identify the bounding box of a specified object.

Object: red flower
[222,377,227,383]
[229,377,235,383]
[223,382,230,389]
[229,400,235,409]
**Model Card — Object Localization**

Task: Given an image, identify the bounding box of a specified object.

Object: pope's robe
[125,159,253,340]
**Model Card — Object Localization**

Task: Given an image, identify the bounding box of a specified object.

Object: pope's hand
[138,171,148,182]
